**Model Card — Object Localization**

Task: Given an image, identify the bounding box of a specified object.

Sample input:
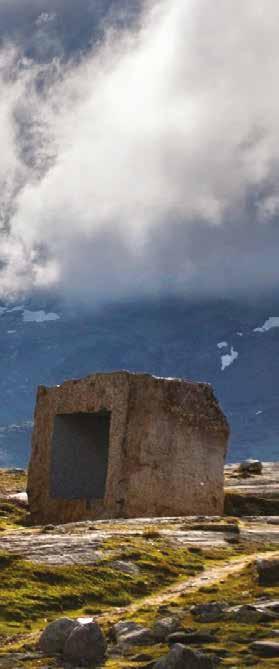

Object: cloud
[1,0,279,304]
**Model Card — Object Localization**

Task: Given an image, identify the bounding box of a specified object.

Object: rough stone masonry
[28,371,229,524]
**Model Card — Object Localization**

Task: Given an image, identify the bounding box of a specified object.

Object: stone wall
[28,372,229,524]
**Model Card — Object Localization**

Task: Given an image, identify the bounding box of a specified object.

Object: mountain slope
[0,297,278,466]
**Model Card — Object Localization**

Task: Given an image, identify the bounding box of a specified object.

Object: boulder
[153,617,180,641]
[190,602,226,622]
[154,643,215,669]
[250,640,279,658]
[38,617,79,654]
[63,621,107,666]
[256,558,279,585]
[239,460,262,475]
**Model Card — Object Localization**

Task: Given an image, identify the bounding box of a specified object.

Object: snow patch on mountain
[254,316,279,333]
[217,341,228,349]
[9,306,25,312]
[221,346,238,371]
[22,310,60,323]
[1,305,60,323]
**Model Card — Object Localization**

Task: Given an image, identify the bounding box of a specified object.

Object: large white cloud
[1,0,279,302]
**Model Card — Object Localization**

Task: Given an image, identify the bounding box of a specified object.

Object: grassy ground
[0,469,278,668]
[130,560,279,668]
[0,470,27,496]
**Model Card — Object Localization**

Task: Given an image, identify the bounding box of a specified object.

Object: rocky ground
[0,463,278,668]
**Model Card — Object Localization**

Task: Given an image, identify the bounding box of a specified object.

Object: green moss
[122,553,279,668]
[0,501,29,532]
[0,537,206,646]
[0,469,27,496]
[176,563,279,667]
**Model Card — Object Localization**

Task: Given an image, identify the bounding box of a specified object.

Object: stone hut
[28,371,229,524]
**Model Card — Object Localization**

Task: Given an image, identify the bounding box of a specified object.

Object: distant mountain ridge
[0,296,278,466]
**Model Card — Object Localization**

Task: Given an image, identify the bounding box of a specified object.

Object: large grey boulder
[63,621,107,666]
[38,617,79,654]
[154,643,215,669]
[256,558,279,585]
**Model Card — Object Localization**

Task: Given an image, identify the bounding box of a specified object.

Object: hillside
[0,297,279,467]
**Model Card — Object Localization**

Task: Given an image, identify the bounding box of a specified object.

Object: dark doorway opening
[50,411,111,500]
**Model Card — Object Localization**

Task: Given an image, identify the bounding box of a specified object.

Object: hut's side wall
[27,372,229,524]
[116,375,227,517]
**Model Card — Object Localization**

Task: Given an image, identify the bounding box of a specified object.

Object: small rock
[111,621,146,642]
[190,601,227,622]
[227,603,276,623]
[261,601,279,613]
[153,617,180,641]
[38,617,79,654]
[111,620,154,646]
[63,621,107,666]
[7,492,28,506]
[119,628,154,646]
[167,631,216,645]
[239,460,262,475]
[42,524,56,533]
[154,642,215,669]
[188,547,203,555]
[256,558,279,585]
[108,560,140,575]
[250,640,279,658]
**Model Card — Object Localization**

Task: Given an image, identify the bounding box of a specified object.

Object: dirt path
[98,549,279,621]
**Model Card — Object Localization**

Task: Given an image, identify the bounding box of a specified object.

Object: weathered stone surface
[264,601,279,615]
[154,643,215,669]
[250,640,279,657]
[153,617,180,641]
[256,558,279,585]
[224,461,279,517]
[118,628,155,646]
[111,620,154,646]
[227,603,276,623]
[38,617,79,654]
[28,372,229,524]
[167,631,216,645]
[63,621,107,665]
[190,601,226,622]
[111,621,143,641]
[108,559,140,575]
